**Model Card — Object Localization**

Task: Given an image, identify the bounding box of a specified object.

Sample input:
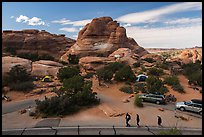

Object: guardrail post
[113,125,116,135]
[78,125,80,135]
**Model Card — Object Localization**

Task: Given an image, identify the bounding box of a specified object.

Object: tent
[41,75,52,82]
[136,74,148,82]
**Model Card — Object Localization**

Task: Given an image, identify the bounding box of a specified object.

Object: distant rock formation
[2,29,76,60]
[61,16,148,62]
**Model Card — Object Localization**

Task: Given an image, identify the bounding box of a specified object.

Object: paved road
[2,126,202,135]
[2,99,36,115]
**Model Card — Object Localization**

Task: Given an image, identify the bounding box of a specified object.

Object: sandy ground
[2,74,202,129]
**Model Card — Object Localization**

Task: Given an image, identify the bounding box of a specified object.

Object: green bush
[96,67,114,83]
[106,62,125,72]
[57,66,80,82]
[172,84,184,93]
[7,65,32,83]
[144,58,154,63]
[68,54,79,64]
[134,83,147,93]
[147,67,164,76]
[10,81,34,92]
[35,76,100,117]
[156,61,169,70]
[17,53,54,61]
[84,72,95,79]
[163,76,184,93]
[5,46,16,55]
[119,85,133,94]
[133,62,141,68]
[6,65,34,92]
[182,61,202,86]
[163,76,180,86]
[146,76,168,94]
[158,128,182,135]
[114,65,136,82]
[62,75,84,93]
[141,66,146,72]
[134,94,143,107]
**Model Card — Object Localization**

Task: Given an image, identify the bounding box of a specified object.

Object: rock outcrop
[61,16,148,61]
[31,60,63,78]
[2,29,76,60]
[2,56,32,78]
[2,56,64,80]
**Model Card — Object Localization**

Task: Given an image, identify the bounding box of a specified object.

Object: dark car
[139,93,166,105]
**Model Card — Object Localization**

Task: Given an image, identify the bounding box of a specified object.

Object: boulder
[31,60,63,77]
[2,56,32,79]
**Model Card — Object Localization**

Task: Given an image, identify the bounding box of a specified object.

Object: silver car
[176,101,202,115]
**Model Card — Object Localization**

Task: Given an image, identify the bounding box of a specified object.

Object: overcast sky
[2,2,202,49]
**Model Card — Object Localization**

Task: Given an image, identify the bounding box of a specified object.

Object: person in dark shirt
[157,115,162,127]
[125,113,131,127]
[136,114,140,128]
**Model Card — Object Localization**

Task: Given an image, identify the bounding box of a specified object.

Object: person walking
[157,115,162,127]
[136,114,140,128]
[125,113,131,127]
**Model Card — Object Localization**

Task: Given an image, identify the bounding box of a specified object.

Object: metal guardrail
[2,125,202,135]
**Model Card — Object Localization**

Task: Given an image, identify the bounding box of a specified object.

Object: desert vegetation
[5,65,34,92]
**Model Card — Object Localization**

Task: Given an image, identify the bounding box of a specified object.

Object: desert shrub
[172,84,184,93]
[106,62,125,73]
[182,61,202,86]
[68,54,79,64]
[96,67,114,83]
[156,61,169,70]
[163,76,184,93]
[119,85,133,94]
[158,128,182,135]
[5,46,16,55]
[7,65,34,92]
[39,54,55,61]
[57,66,80,82]
[163,76,180,86]
[134,94,143,107]
[144,58,154,63]
[17,53,54,61]
[134,83,147,93]
[35,77,100,117]
[62,75,84,93]
[83,72,95,79]
[10,81,34,92]
[7,65,32,83]
[146,76,168,94]
[59,61,69,65]
[114,65,136,82]
[133,62,141,68]
[147,67,164,76]
[141,66,146,72]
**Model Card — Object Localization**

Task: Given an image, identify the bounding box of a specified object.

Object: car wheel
[156,101,160,105]
[180,107,185,111]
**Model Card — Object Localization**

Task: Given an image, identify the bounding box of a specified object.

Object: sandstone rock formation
[172,49,202,64]
[31,60,63,78]
[2,56,32,78]
[2,29,76,60]
[61,16,148,61]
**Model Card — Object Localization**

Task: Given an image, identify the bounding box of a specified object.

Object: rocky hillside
[61,17,148,62]
[2,29,76,60]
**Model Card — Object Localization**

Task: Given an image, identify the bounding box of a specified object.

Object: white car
[176,100,202,115]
